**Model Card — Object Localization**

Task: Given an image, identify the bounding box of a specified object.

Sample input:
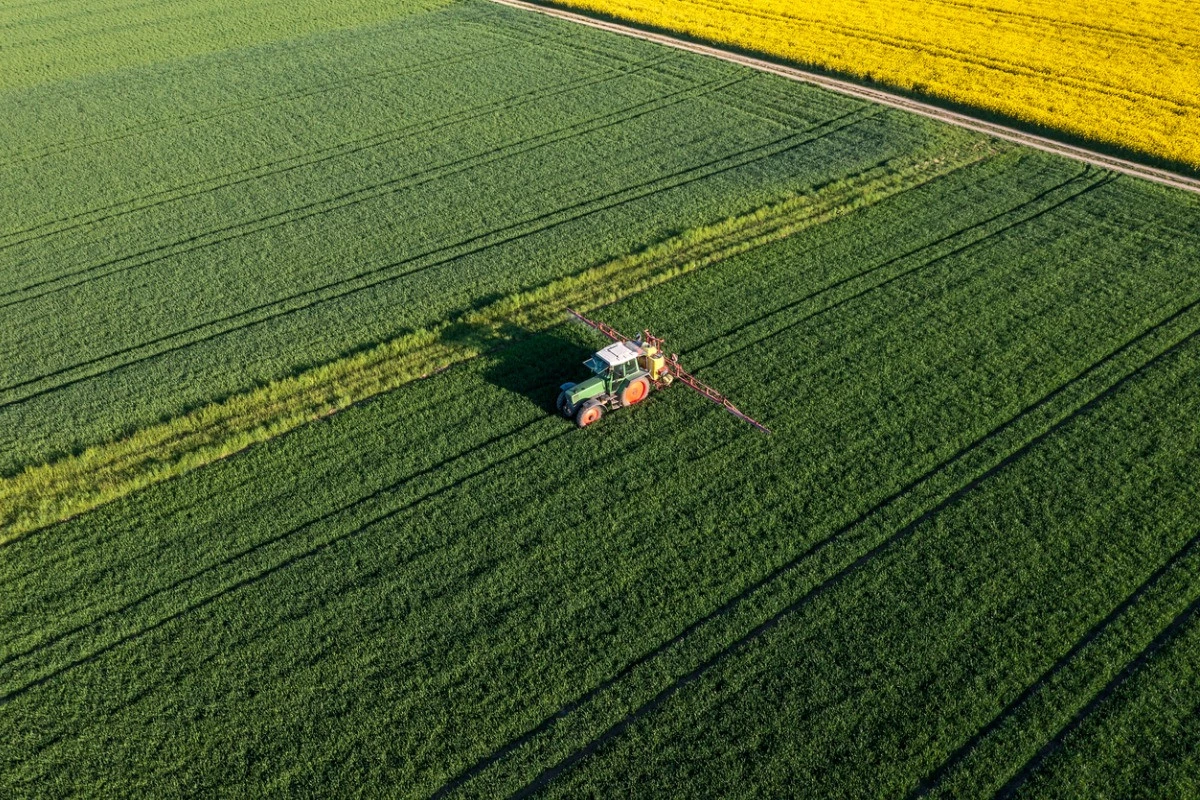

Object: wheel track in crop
[0,69,746,311]
[0,406,536,664]
[0,0,197,31]
[1,458,266,587]
[0,4,659,181]
[489,0,1200,195]
[10,481,548,729]
[0,72,758,395]
[696,160,1098,337]
[703,148,1011,284]
[714,80,841,130]
[0,1,547,113]
[4,148,1195,782]
[1,406,749,706]
[431,260,1200,797]
[2,6,210,51]
[502,305,1200,800]
[0,5,544,169]
[691,169,1113,369]
[931,0,1200,50]
[0,146,978,537]
[0,350,475,581]
[0,2,673,170]
[0,151,993,618]
[994,592,1200,798]
[492,5,676,69]
[0,39,513,167]
[637,0,1200,110]
[0,103,875,407]
[0,416,568,707]
[910,527,1200,797]
[0,49,683,264]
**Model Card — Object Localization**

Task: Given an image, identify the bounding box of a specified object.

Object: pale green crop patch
[0,0,454,91]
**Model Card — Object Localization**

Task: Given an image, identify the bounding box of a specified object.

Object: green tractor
[557,338,671,427]
[557,308,770,433]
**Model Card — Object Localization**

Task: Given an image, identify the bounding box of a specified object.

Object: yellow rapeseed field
[551,0,1200,169]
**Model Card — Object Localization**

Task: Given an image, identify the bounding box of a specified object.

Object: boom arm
[664,356,772,434]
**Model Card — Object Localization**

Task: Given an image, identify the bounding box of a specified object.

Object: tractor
[557,308,770,433]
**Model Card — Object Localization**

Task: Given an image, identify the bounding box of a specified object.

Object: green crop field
[3,0,1200,797]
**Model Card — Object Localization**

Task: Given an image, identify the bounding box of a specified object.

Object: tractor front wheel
[556,390,572,417]
[575,402,604,428]
[620,377,650,407]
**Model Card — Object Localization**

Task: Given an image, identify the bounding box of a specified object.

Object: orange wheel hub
[622,378,649,405]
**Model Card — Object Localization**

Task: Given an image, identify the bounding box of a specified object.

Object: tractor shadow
[475,327,594,415]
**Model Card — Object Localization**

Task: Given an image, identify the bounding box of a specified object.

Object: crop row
[3,147,1199,795]
[549,0,1200,169]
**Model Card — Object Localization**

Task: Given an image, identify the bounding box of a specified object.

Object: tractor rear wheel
[620,377,650,407]
[575,402,604,428]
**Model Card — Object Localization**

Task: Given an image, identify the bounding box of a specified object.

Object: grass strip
[0,143,998,543]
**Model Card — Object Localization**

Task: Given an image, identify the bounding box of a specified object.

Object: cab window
[612,362,626,380]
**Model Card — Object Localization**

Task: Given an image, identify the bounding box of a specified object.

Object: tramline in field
[558,307,771,432]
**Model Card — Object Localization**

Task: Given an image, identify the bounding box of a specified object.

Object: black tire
[557,390,571,417]
[575,401,604,428]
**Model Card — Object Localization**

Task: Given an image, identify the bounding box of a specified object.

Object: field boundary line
[485,0,1200,196]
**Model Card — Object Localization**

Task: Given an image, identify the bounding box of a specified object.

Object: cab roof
[594,341,642,366]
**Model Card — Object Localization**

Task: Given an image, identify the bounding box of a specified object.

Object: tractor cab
[586,341,643,391]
